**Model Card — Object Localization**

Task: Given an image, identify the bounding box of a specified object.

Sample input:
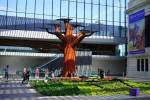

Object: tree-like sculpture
[45,18,95,77]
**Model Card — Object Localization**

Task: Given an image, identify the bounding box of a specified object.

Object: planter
[129,88,140,96]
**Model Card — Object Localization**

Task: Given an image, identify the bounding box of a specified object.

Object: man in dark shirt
[4,65,9,80]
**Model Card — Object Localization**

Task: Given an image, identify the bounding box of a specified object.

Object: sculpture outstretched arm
[71,30,95,47]
[46,28,66,43]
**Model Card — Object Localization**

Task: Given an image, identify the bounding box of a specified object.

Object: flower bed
[29,79,150,96]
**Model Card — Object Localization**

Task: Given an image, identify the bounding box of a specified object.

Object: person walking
[26,70,30,82]
[22,67,27,84]
[4,65,9,81]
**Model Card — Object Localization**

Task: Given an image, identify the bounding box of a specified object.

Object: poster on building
[128,9,145,54]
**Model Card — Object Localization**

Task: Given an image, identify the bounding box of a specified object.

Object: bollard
[129,88,140,96]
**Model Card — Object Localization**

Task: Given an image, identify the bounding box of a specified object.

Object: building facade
[127,0,150,79]
[0,0,128,77]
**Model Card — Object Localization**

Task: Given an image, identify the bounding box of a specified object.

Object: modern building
[0,0,128,77]
[126,0,150,79]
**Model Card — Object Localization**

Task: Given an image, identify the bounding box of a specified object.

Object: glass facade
[0,0,128,37]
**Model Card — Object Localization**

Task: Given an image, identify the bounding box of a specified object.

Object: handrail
[38,54,63,69]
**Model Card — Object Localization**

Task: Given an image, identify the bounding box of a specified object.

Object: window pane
[93,0,99,4]
[53,0,60,17]
[93,4,98,20]
[145,59,149,72]
[114,7,119,22]
[85,0,91,3]
[26,14,34,30]
[36,0,43,14]
[78,3,84,19]
[0,11,6,16]
[26,0,35,13]
[61,1,68,17]
[45,0,52,15]
[18,0,26,13]
[114,0,119,7]
[8,0,16,12]
[100,0,106,5]
[121,8,125,23]
[107,0,113,6]
[141,59,144,71]
[121,0,125,8]
[70,1,76,18]
[0,0,7,11]
[85,4,91,20]
[137,59,140,71]
[107,6,113,22]
[100,5,106,21]
[16,14,25,29]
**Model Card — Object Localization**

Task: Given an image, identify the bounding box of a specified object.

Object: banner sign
[128,9,145,54]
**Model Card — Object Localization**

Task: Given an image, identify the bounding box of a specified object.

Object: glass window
[53,0,60,17]
[85,4,91,20]
[26,16,34,30]
[114,7,119,22]
[16,14,25,29]
[26,0,35,14]
[36,0,43,14]
[44,0,52,15]
[100,0,106,6]
[85,0,91,3]
[0,11,6,16]
[70,1,76,18]
[0,0,7,11]
[85,19,90,24]
[137,59,140,71]
[7,11,16,17]
[145,15,150,47]
[121,23,125,37]
[35,15,43,28]
[121,8,125,23]
[107,0,113,6]
[8,0,16,12]
[100,21,106,36]
[77,18,84,23]
[61,0,68,17]
[93,0,99,5]
[18,0,26,13]
[114,0,119,7]
[107,6,113,22]
[145,59,149,72]
[100,6,106,21]
[78,3,84,19]
[121,0,125,8]
[17,12,25,17]
[141,59,144,71]
[93,4,98,20]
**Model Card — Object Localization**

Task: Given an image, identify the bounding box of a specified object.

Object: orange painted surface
[62,22,76,77]
[63,44,75,77]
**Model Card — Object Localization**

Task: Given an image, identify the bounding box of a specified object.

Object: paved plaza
[0,79,150,100]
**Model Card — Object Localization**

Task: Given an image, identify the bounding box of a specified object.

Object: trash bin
[129,88,140,96]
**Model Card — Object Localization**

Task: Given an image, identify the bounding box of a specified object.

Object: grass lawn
[29,78,150,96]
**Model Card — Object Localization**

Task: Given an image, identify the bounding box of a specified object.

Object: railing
[0,29,116,40]
[0,51,56,57]
[38,54,63,69]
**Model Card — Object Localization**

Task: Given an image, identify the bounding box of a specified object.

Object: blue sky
[0,0,128,25]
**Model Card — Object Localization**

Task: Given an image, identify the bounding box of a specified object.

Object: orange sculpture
[46,19,94,77]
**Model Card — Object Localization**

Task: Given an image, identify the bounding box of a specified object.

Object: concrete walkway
[0,80,150,100]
